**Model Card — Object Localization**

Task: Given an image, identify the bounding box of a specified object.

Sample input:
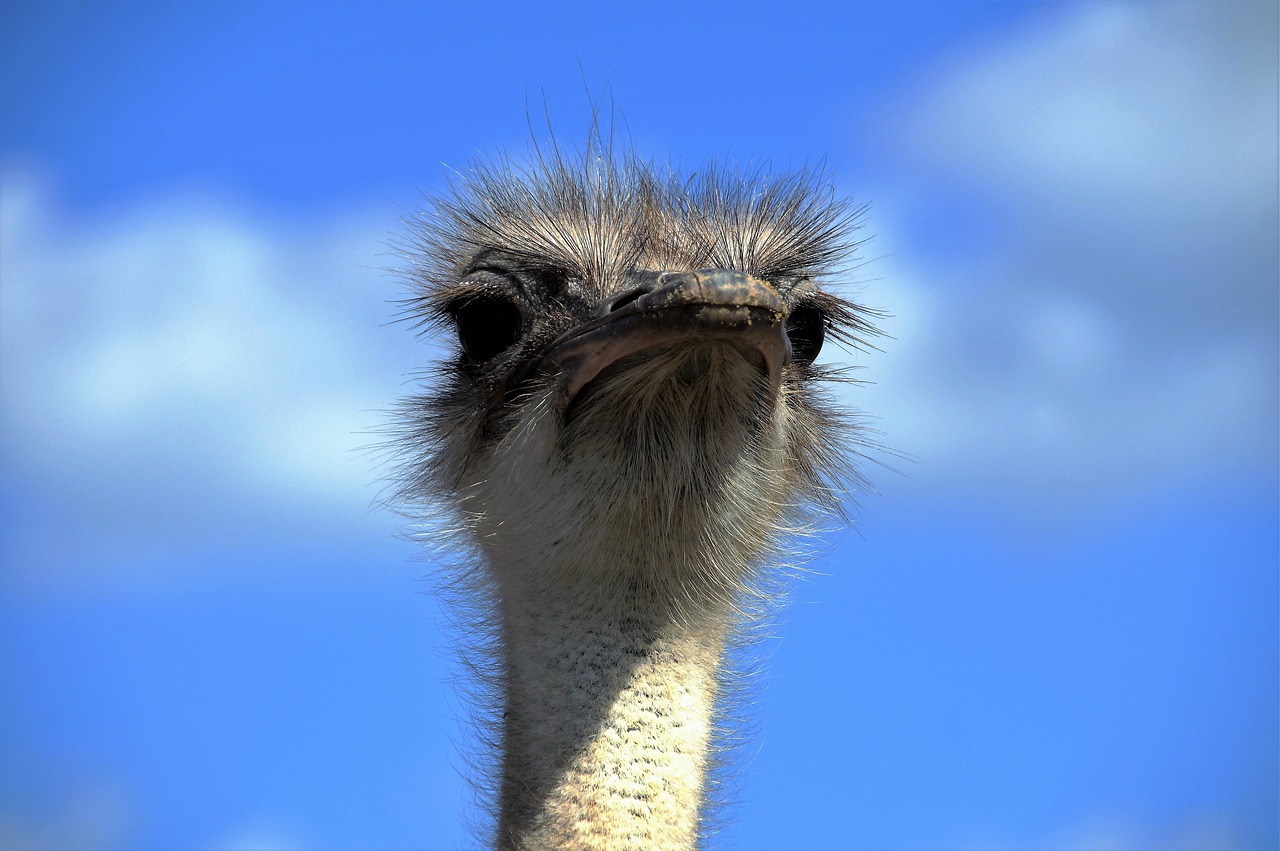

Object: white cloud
[849,0,1278,516]
[899,1,1275,217]
[0,169,421,591]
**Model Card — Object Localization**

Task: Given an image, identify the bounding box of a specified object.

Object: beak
[541,269,789,411]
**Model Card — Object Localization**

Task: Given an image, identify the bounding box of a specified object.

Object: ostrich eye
[451,294,524,362]
[785,304,826,365]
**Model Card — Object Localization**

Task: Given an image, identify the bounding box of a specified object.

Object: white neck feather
[494,570,731,850]
[449,372,792,848]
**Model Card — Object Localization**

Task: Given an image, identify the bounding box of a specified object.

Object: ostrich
[393,134,880,849]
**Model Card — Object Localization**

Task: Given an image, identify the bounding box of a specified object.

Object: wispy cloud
[855,0,1278,514]
[0,171,419,591]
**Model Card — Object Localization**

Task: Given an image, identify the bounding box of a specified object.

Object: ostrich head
[394,137,880,848]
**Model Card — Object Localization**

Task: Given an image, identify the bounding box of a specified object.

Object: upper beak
[540,269,789,410]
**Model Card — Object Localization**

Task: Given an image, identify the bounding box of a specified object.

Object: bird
[391,128,881,850]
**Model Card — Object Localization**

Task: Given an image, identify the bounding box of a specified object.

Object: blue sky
[1,2,1276,850]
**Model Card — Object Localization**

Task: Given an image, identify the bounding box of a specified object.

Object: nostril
[602,286,651,314]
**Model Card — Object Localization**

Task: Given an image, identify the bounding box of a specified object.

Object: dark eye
[451,294,524,362]
[785,304,826,365]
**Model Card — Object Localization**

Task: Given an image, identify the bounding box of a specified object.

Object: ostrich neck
[495,570,730,850]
